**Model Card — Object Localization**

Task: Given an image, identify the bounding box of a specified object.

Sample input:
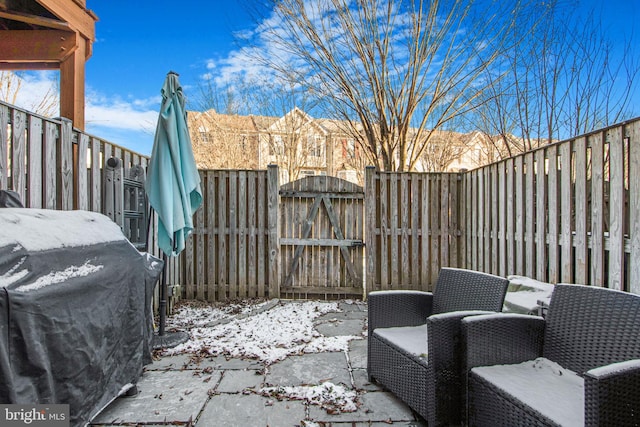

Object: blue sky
[9,0,640,156]
[82,1,257,154]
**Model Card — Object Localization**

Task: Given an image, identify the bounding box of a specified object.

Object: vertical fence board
[498,163,506,276]
[560,142,572,283]
[463,174,471,269]
[238,171,247,297]
[380,173,389,287]
[43,122,57,209]
[535,148,547,281]
[477,170,485,273]
[257,171,266,297]
[28,116,43,208]
[217,171,228,299]
[514,156,523,275]
[11,109,27,204]
[267,165,279,298]
[525,152,535,278]
[410,174,420,287]
[59,119,73,210]
[450,174,459,268]
[590,132,605,286]
[574,137,588,284]
[608,127,625,291]
[77,134,89,211]
[185,224,195,300]
[469,173,476,271]
[441,173,450,268]
[629,121,640,293]
[196,192,205,301]
[206,171,217,299]
[506,158,515,275]
[483,168,490,272]
[91,137,101,212]
[431,175,441,283]
[547,145,559,283]
[390,174,399,286]
[400,174,410,285]
[491,165,498,275]
[421,173,430,285]
[365,167,376,292]
[247,171,257,296]
[228,172,238,298]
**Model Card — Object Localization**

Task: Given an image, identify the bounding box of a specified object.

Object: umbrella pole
[159,252,168,336]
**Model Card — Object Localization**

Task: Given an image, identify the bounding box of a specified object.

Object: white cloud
[85,93,158,133]
[2,71,59,115]
[2,71,159,135]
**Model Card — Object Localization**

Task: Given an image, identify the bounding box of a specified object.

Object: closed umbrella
[145,71,202,343]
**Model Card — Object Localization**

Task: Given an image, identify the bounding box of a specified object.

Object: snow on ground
[166,299,275,329]
[160,299,364,414]
[161,299,362,365]
[260,382,358,414]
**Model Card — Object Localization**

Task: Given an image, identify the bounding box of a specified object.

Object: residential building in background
[188,108,500,185]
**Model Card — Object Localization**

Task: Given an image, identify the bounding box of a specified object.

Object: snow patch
[0,208,125,251]
[14,261,104,293]
[472,357,583,427]
[259,382,358,413]
[162,300,362,364]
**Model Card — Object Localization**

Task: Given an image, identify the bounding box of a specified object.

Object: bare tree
[0,71,59,117]
[248,0,534,172]
[473,2,639,157]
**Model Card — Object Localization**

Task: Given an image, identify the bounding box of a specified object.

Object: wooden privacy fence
[464,118,640,294]
[2,99,639,300]
[365,167,463,292]
[0,101,179,306]
[183,169,364,300]
[125,117,640,299]
[183,166,280,301]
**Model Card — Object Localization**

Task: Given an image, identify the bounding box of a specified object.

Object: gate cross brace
[284,194,360,288]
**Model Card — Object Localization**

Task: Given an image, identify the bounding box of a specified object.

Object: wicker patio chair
[463,283,640,427]
[367,267,509,426]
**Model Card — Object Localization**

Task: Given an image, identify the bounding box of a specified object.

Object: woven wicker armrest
[462,313,545,369]
[584,359,640,426]
[368,290,433,338]
[428,310,496,367]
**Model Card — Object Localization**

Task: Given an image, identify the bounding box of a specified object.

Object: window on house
[345,138,356,159]
[308,135,323,157]
[269,135,283,156]
[300,170,315,177]
[198,127,210,144]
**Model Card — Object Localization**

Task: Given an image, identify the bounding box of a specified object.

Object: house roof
[190,110,258,133]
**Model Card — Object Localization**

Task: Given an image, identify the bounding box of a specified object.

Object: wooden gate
[279,176,364,298]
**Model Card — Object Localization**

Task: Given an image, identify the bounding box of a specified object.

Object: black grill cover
[0,209,162,426]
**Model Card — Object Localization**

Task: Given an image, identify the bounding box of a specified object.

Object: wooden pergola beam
[35,0,96,44]
[0,10,71,31]
[0,0,97,130]
[0,30,77,63]
[60,38,86,129]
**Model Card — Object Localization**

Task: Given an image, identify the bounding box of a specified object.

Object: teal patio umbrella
[145,71,202,339]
